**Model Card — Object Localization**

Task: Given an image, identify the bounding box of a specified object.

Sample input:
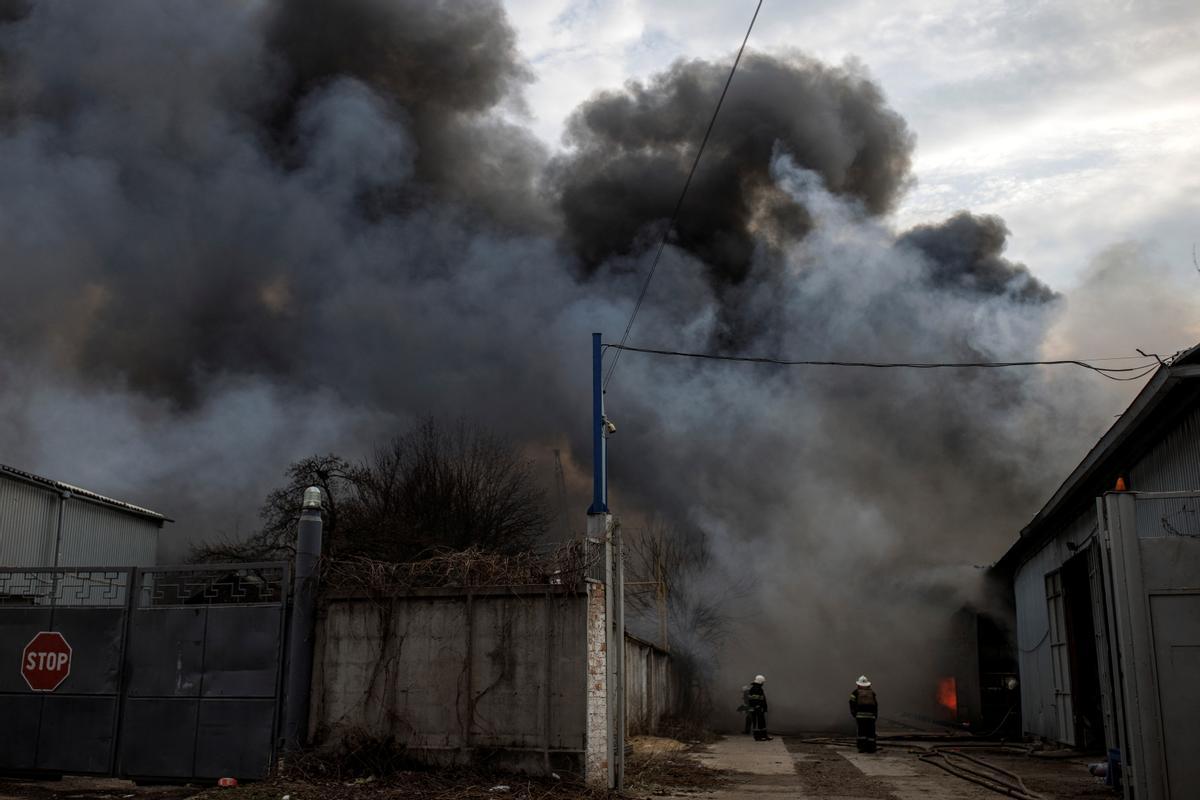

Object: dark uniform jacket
[747,683,767,711]
[849,687,878,719]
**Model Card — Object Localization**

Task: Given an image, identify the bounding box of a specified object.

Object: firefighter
[739,685,753,735]
[747,675,771,741]
[849,675,878,753]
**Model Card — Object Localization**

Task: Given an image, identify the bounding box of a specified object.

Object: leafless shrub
[322,542,600,594]
[192,418,549,563]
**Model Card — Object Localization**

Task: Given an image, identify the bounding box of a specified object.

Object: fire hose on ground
[799,737,1046,800]
[918,747,1044,800]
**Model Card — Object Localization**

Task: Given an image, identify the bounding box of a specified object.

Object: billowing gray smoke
[551,53,915,345]
[0,0,1171,728]
[554,54,913,277]
[899,212,1054,303]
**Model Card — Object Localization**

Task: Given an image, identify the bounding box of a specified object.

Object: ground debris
[624,737,732,797]
[188,771,613,800]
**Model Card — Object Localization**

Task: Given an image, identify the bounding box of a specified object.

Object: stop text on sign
[20,631,73,692]
[26,651,69,671]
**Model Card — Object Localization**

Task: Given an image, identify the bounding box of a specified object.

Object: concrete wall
[309,573,678,783]
[310,585,588,776]
[624,634,678,736]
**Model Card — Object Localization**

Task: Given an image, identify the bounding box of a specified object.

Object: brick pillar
[585,579,608,785]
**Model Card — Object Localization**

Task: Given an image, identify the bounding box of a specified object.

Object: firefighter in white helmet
[747,675,771,741]
[849,675,878,752]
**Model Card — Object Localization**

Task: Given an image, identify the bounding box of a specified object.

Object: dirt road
[661,735,1114,800]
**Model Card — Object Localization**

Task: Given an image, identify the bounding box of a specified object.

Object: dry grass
[624,738,731,795]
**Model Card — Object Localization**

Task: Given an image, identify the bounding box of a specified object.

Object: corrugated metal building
[0,464,169,567]
[623,633,679,736]
[995,347,1200,799]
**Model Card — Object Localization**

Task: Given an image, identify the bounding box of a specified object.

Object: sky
[504,0,1200,292]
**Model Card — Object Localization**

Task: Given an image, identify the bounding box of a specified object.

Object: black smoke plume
[552,53,915,285]
[899,212,1055,303]
[0,0,1166,729]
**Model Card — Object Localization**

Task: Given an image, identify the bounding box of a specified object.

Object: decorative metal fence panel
[0,563,288,782]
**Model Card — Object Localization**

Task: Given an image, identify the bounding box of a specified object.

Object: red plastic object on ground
[217,777,238,787]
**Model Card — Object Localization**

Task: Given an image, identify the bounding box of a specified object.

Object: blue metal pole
[589,332,608,514]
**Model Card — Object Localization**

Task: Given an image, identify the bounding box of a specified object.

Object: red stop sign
[21,631,72,692]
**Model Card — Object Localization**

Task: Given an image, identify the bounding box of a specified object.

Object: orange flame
[937,677,958,716]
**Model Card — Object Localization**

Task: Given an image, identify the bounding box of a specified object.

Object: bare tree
[191,454,356,562]
[345,419,549,559]
[191,419,549,563]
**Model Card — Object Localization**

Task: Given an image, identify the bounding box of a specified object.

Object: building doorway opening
[1061,550,1104,752]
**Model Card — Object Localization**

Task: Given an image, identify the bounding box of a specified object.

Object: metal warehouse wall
[1013,402,1200,746]
[310,586,589,776]
[1131,403,1200,491]
[1013,509,1095,743]
[0,478,59,565]
[624,635,678,736]
[0,475,160,567]
[57,499,159,566]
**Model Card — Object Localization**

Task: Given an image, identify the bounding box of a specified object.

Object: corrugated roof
[993,344,1200,574]
[0,464,171,524]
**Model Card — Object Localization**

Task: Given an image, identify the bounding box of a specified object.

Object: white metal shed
[0,464,169,568]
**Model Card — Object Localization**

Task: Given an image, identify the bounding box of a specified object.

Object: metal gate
[0,563,288,781]
[1101,490,1200,800]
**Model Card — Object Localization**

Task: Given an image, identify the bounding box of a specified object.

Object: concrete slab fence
[307,581,682,781]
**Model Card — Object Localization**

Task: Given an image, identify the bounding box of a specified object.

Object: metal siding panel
[1013,509,1097,743]
[0,696,41,768]
[1148,593,1200,797]
[125,607,206,697]
[193,699,277,779]
[1015,539,1057,740]
[202,606,282,697]
[48,608,126,694]
[37,696,118,773]
[58,501,159,567]
[118,698,199,778]
[1131,403,1200,492]
[0,476,59,566]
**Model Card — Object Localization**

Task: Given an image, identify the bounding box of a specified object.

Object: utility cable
[603,0,765,392]
[604,343,1164,382]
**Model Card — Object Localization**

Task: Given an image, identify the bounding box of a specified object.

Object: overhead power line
[604,343,1169,381]
[603,0,765,392]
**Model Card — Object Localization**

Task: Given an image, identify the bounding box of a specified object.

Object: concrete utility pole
[283,485,324,752]
[588,332,624,790]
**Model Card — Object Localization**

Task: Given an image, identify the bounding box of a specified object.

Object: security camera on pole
[585,333,624,790]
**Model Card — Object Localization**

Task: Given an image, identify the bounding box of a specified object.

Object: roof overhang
[0,464,172,525]
[993,346,1200,575]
